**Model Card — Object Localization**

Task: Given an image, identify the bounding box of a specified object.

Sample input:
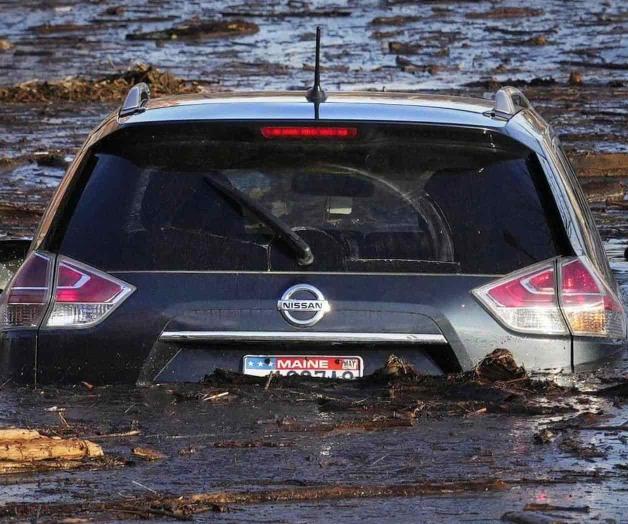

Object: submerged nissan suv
[0,85,625,384]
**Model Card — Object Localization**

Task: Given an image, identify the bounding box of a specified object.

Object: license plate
[243,355,364,379]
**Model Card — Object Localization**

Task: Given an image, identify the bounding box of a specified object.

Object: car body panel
[0,330,37,382]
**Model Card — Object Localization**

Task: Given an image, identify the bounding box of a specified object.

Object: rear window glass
[58,122,566,274]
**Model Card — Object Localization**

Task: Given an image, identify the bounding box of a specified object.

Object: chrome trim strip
[159,331,447,344]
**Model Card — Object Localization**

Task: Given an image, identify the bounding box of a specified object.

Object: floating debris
[101,5,125,16]
[594,381,628,398]
[522,35,548,46]
[466,8,543,19]
[533,428,556,444]
[375,354,418,378]
[30,23,92,34]
[132,447,167,461]
[126,19,258,41]
[220,9,351,18]
[0,427,104,474]
[559,434,608,459]
[569,70,584,86]
[213,440,291,448]
[474,348,527,383]
[202,391,230,401]
[0,478,510,520]
[463,77,557,89]
[387,41,422,55]
[0,63,203,103]
[370,16,419,26]
[523,503,589,513]
[502,511,569,523]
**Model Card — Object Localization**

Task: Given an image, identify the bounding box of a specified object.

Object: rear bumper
[139,342,449,384]
[4,327,626,384]
[138,331,626,384]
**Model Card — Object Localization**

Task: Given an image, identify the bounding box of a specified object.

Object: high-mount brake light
[559,258,625,338]
[0,251,53,328]
[45,257,135,328]
[261,126,358,139]
[473,260,567,335]
[473,257,626,338]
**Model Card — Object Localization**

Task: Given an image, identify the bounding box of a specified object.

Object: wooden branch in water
[0,428,103,465]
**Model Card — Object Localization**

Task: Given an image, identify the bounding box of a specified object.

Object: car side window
[553,140,612,280]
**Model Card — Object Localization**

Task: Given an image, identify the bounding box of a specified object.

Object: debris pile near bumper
[474,348,527,382]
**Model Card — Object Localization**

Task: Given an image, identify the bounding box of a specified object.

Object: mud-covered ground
[0,0,627,522]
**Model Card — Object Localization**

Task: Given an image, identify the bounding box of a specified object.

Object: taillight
[559,258,626,338]
[472,260,568,335]
[0,254,134,329]
[261,126,358,139]
[45,257,135,327]
[0,251,53,328]
[473,257,627,339]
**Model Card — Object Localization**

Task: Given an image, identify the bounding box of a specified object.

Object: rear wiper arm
[203,175,314,266]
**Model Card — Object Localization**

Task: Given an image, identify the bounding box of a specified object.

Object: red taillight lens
[261,126,358,139]
[473,260,568,335]
[487,267,556,307]
[0,251,53,328]
[473,257,626,338]
[45,257,134,328]
[55,260,125,304]
[559,258,626,338]
[561,259,599,294]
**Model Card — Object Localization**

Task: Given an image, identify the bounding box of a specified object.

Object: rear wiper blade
[203,175,314,266]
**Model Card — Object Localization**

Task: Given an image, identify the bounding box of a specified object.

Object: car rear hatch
[35,121,575,383]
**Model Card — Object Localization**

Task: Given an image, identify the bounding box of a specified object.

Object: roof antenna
[306,26,327,104]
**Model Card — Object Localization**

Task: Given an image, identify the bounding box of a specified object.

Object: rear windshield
[58,122,566,274]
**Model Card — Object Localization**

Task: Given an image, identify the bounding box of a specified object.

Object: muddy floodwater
[1,360,628,522]
[0,0,627,522]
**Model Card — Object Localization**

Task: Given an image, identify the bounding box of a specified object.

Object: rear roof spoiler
[119,83,150,118]
[117,82,531,122]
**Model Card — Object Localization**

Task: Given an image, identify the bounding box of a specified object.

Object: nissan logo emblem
[277,284,330,327]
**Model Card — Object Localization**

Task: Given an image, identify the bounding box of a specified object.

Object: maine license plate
[243,355,364,379]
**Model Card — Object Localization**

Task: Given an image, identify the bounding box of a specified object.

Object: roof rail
[119,83,150,118]
[492,86,532,118]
